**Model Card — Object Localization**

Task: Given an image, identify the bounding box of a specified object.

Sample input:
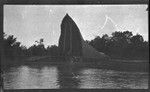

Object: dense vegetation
[3,33,59,61]
[2,30,149,61]
[88,31,149,59]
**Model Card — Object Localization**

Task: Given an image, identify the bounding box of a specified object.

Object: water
[2,62,148,89]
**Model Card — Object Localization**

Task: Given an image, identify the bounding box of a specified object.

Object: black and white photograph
[0,2,149,91]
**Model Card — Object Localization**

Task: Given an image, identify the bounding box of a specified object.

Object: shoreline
[1,56,149,72]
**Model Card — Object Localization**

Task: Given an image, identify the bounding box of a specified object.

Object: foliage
[3,30,149,61]
[88,31,149,59]
[46,45,59,56]
[3,34,24,60]
[3,34,59,61]
[28,39,46,56]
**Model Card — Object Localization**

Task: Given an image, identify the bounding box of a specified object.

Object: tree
[28,38,46,56]
[46,45,59,56]
[88,30,148,59]
[3,35,17,60]
[131,34,144,46]
[3,34,27,60]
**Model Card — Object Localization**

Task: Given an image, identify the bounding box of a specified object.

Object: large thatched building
[58,14,109,60]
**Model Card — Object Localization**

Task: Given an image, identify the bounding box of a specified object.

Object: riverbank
[1,56,149,72]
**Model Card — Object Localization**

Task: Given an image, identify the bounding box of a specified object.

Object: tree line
[3,30,149,61]
[3,33,59,61]
[87,31,149,59]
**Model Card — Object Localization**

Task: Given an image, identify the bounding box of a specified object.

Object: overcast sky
[4,5,148,48]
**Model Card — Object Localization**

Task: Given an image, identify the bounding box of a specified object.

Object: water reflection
[57,64,81,88]
[79,69,148,89]
[3,63,148,89]
[4,65,59,89]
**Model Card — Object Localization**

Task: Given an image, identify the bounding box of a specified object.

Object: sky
[4,5,148,48]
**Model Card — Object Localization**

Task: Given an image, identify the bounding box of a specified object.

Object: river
[2,61,148,89]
